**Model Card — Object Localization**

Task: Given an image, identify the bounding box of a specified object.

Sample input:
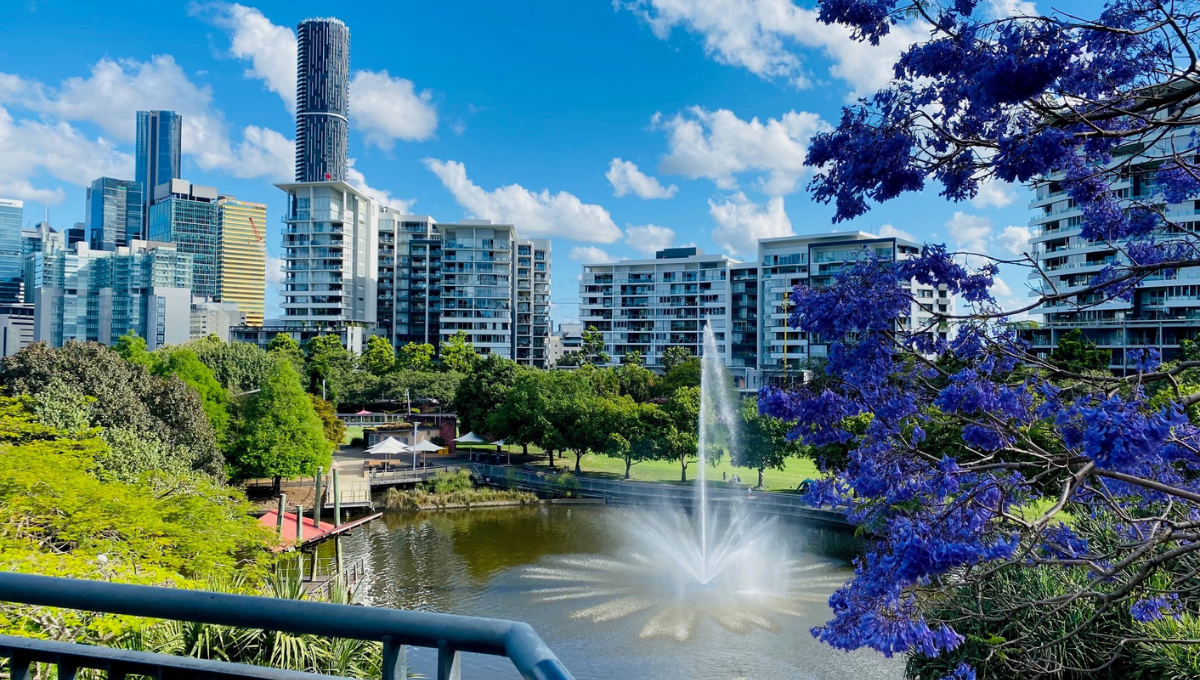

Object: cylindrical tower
[295,18,350,183]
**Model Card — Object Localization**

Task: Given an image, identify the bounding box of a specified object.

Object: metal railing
[0,572,573,680]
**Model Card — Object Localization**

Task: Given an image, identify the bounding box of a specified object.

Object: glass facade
[86,178,143,251]
[216,197,267,326]
[295,18,350,182]
[148,181,220,298]
[0,199,23,303]
[135,111,183,233]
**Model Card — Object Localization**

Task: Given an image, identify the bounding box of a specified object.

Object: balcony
[0,572,573,680]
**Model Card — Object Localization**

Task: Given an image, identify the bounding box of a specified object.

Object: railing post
[8,653,29,680]
[436,640,461,680]
[58,662,78,680]
[276,493,287,537]
[381,635,407,680]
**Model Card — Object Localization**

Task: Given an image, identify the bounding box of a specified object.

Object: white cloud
[946,211,992,254]
[606,158,677,199]
[709,192,793,256]
[346,159,415,212]
[569,246,612,263]
[991,276,1014,298]
[199,5,438,147]
[625,224,676,256]
[225,125,292,181]
[423,158,623,243]
[970,177,1017,208]
[0,104,132,202]
[655,107,827,195]
[878,223,916,241]
[997,225,1032,257]
[197,2,297,111]
[350,71,438,148]
[617,0,923,99]
[987,0,1036,18]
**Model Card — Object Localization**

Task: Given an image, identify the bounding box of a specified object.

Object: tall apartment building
[0,199,23,303]
[578,234,947,387]
[1026,160,1200,368]
[87,177,144,252]
[135,110,183,231]
[580,247,736,368]
[440,221,517,359]
[149,179,220,298]
[515,239,551,365]
[295,18,350,183]
[376,211,441,347]
[30,240,192,349]
[216,196,267,326]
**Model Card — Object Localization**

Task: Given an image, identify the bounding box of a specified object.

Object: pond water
[339,504,903,680]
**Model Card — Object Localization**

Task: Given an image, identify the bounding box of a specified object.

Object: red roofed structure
[258,510,381,552]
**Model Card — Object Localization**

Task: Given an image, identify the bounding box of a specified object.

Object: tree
[359,335,395,376]
[580,326,609,365]
[621,350,644,366]
[661,386,700,482]
[734,398,803,489]
[1049,329,1111,374]
[487,371,552,457]
[660,346,692,372]
[153,347,232,450]
[304,335,354,406]
[185,337,274,394]
[233,358,331,489]
[396,342,435,371]
[614,361,658,403]
[113,330,152,366]
[607,401,653,479]
[758,1,1200,674]
[439,331,478,373]
[309,395,346,447]
[267,332,304,374]
[453,353,519,434]
[555,351,584,367]
[659,357,701,395]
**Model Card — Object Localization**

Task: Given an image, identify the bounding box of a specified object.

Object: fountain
[524,324,846,641]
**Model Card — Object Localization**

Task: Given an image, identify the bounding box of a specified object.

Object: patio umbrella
[490,439,509,465]
[367,436,409,468]
[454,431,486,443]
[412,439,444,468]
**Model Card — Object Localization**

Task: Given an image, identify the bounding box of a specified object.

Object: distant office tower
[217,196,267,326]
[87,177,143,251]
[278,180,377,352]
[0,199,23,303]
[31,240,192,349]
[440,221,517,359]
[135,111,183,233]
[66,222,86,246]
[0,302,33,356]
[149,179,220,298]
[191,297,246,341]
[295,18,350,183]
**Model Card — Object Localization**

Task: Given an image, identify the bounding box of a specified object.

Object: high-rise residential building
[278,180,378,353]
[295,18,350,183]
[216,196,267,326]
[30,240,192,349]
[578,234,948,388]
[191,297,246,341]
[0,199,23,303]
[376,211,441,347]
[135,111,183,232]
[87,177,143,252]
[0,302,34,356]
[148,179,220,298]
[440,221,517,359]
[580,247,736,368]
[515,239,552,366]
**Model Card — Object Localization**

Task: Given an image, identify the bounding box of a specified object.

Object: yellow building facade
[216,197,267,327]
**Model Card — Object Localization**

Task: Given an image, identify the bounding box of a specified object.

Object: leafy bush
[382,470,536,511]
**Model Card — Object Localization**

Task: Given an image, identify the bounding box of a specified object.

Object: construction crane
[248,216,267,256]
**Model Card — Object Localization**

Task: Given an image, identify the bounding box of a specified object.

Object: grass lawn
[524,452,820,492]
[343,426,363,445]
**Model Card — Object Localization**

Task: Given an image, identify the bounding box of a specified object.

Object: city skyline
[0,0,1092,326]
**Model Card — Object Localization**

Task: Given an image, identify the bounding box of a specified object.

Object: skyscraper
[135,111,183,234]
[148,179,220,298]
[217,196,267,326]
[86,177,143,251]
[0,199,23,303]
[295,18,350,183]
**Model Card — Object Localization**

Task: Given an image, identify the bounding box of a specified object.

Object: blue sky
[1,0,1082,323]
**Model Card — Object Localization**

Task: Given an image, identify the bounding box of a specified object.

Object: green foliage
[659,357,702,394]
[487,371,553,452]
[266,333,304,375]
[621,350,644,366]
[114,330,152,366]
[359,335,395,376]
[1133,613,1200,679]
[614,362,658,403]
[734,397,804,488]
[580,326,609,365]
[454,353,520,433]
[304,335,354,407]
[154,347,232,450]
[309,395,345,448]
[186,337,275,394]
[353,370,462,407]
[439,331,478,373]
[231,358,332,482]
[632,386,701,481]
[396,342,435,372]
[660,345,694,372]
[1179,338,1200,363]
[382,471,536,511]
[1049,329,1111,373]
[1,341,222,477]
[555,350,584,367]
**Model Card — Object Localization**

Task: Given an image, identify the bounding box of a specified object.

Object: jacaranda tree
[761,1,1200,677]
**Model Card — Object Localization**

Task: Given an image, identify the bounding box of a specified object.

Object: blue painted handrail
[0,572,573,680]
